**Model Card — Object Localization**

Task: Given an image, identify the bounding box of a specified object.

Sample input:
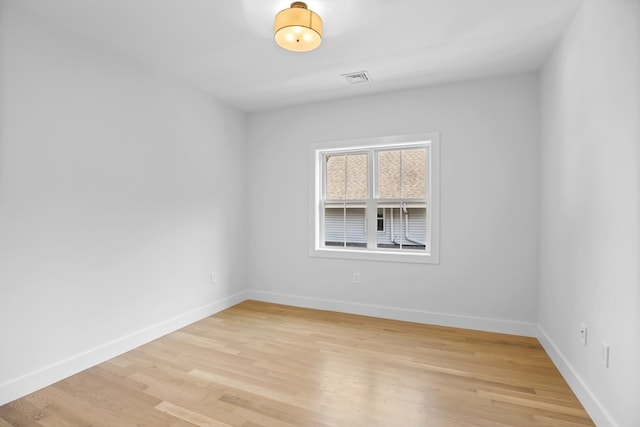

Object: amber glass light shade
[274,2,322,52]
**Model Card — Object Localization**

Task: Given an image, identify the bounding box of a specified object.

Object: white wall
[539,1,640,426]
[0,3,247,404]
[246,74,540,335]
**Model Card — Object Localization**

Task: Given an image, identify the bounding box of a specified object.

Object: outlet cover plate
[579,324,587,346]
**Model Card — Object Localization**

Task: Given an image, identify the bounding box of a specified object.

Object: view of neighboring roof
[325,148,426,200]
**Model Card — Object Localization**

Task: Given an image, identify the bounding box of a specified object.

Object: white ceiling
[11,0,584,112]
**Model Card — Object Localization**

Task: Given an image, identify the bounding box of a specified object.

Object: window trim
[309,133,440,264]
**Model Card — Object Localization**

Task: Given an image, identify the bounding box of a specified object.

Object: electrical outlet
[601,342,610,367]
[353,272,360,284]
[211,272,217,284]
[579,324,587,346]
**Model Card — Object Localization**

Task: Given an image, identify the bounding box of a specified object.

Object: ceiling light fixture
[274,2,322,52]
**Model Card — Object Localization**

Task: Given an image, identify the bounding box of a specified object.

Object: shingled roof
[326,148,426,200]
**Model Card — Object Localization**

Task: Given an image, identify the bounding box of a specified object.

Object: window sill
[310,247,439,264]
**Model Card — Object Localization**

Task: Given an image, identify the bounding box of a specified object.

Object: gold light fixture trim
[274,2,322,52]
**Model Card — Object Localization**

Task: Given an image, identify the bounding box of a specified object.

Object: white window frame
[309,133,440,264]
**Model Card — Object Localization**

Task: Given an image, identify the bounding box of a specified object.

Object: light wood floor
[0,300,594,427]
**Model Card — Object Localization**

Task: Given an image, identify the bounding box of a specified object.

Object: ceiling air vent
[342,71,371,85]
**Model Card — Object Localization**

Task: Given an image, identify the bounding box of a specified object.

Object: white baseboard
[537,326,617,427]
[0,291,248,406]
[246,289,538,337]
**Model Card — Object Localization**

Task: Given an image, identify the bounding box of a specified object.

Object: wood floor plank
[155,400,233,427]
[0,300,594,426]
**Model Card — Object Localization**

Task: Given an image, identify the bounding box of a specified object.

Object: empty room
[0,0,638,426]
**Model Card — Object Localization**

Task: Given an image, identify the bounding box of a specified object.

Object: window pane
[325,155,345,199]
[402,148,426,198]
[377,151,401,198]
[324,205,367,248]
[376,205,426,250]
[346,153,368,199]
[345,207,367,247]
[326,153,367,200]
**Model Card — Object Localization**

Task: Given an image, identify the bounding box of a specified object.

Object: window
[309,133,440,264]
[377,208,385,232]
